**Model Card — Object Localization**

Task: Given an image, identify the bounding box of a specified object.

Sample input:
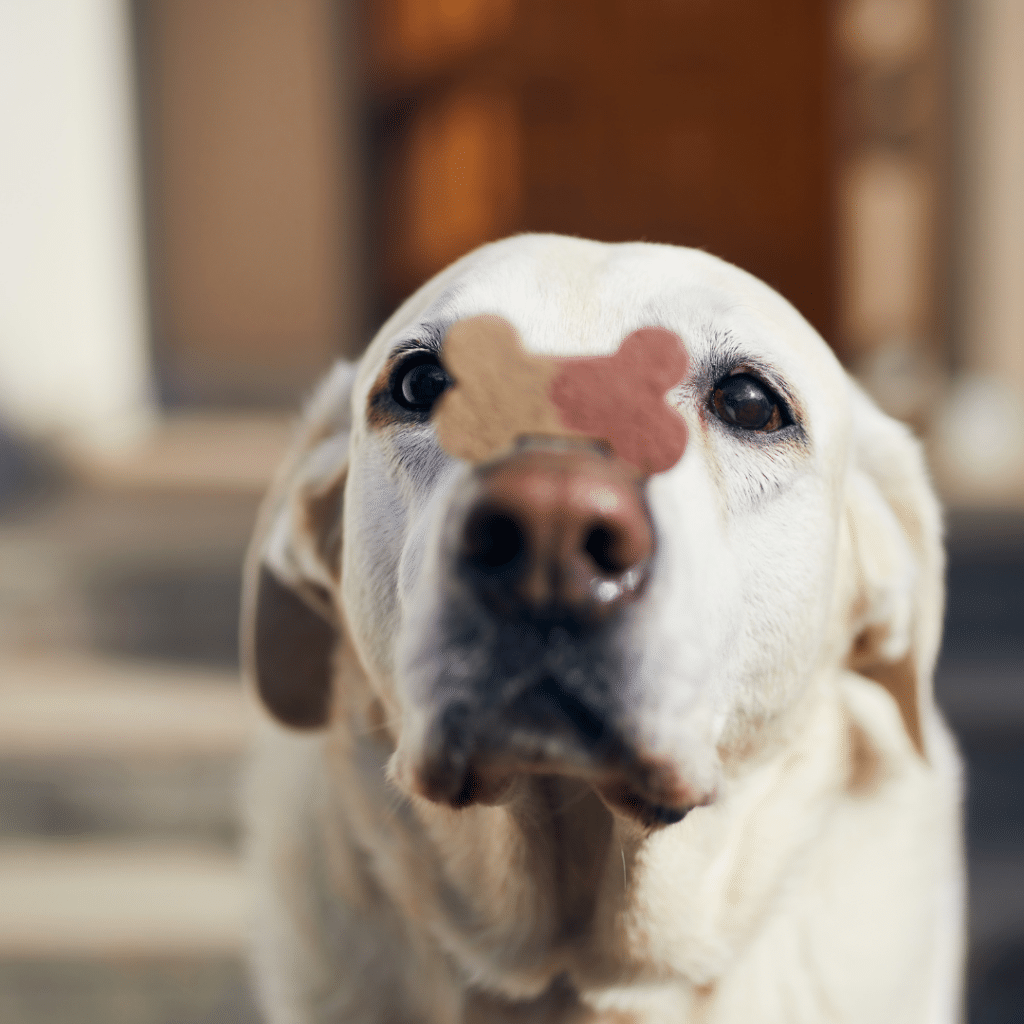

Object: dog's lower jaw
[403,773,661,998]
[594,780,696,828]
[409,750,710,828]
[398,689,718,827]
[376,695,846,998]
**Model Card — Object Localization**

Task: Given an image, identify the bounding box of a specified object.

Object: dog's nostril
[465,510,525,570]
[584,525,627,575]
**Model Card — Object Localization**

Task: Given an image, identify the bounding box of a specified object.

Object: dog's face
[247,235,940,827]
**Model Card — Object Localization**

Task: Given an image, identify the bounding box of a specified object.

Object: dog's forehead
[359,237,846,405]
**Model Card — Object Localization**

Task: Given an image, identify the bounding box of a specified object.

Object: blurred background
[0,0,1020,1020]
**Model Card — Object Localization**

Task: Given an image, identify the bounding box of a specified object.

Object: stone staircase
[0,417,288,1023]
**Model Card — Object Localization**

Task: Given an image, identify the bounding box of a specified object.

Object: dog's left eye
[711,374,789,432]
[393,356,451,412]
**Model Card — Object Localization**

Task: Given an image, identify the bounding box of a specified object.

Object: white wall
[0,0,155,452]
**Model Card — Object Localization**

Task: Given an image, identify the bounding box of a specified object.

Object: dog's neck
[508,775,621,943]
[321,645,641,982]
[322,639,848,1005]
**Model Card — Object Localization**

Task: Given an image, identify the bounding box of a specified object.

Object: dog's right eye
[393,356,451,412]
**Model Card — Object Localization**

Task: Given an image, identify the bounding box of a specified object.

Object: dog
[242,234,964,1023]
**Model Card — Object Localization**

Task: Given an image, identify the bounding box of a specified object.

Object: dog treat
[434,316,565,463]
[435,315,689,474]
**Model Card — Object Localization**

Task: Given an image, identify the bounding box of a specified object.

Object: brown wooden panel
[370,0,834,342]
[368,0,515,89]
[138,0,351,405]
[382,88,521,290]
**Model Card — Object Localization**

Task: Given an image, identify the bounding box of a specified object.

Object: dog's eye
[711,374,788,432]
[393,356,451,412]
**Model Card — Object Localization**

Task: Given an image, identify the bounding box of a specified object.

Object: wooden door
[366,0,834,343]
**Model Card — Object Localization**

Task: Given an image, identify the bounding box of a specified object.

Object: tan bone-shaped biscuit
[434,316,570,463]
[434,315,690,475]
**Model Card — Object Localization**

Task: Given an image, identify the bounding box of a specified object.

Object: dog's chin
[398,687,715,829]
[408,753,710,829]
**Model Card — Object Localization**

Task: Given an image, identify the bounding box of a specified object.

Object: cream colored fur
[243,235,964,1023]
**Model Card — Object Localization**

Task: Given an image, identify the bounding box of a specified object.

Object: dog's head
[243,235,943,827]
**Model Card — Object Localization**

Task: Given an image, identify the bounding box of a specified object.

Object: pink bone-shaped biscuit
[434,316,689,475]
[549,327,689,475]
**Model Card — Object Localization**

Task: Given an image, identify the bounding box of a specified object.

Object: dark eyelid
[391,345,441,368]
[391,320,447,358]
[715,372,790,426]
[393,341,435,360]
[696,356,800,428]
[391,348,442,379]
[367,328,448,428]
[718,365,793,411]
[686,334,796,410]
[384,343,446,400]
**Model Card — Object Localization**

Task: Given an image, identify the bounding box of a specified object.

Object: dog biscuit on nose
[435,316,689,474]
[550,327,689,475]
[434,316,567,464]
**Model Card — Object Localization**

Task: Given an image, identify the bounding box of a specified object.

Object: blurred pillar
[934,0,1024,501]
[834,0,946,428]
[137,0,363,406]
[958,0,1024,382]
[0,0,156,451]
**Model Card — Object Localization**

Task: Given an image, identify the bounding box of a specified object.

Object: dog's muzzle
[411,440,697,826]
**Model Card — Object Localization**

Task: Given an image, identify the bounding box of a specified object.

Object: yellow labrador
[242,235,964,1023]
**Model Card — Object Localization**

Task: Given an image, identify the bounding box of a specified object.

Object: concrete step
[0,842,244,958]
[0,488,258,667]
[0,654,250,758]
[0,428,272,1022]
[0,756,240,847]
[0,656,250,953]
[0,653,256,1021]
[0,654,247,845]
[0,956,257,1024]
[69,412,292,496]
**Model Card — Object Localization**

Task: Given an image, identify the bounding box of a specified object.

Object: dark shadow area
[961,734,1024,857]
[88,563,244,669]
[0,757,239,847]
[968,937,1024,1024]
[938,512,1024,1024]
[0,422,64,520]
[0,958,259,1024]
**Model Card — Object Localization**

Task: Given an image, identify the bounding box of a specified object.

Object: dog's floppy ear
[841,386,945,759]
[241,361,358,729]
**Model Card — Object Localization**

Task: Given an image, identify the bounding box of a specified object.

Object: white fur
[244,235,964,1023]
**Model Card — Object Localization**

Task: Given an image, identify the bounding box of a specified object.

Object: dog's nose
[460,443,654,619]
